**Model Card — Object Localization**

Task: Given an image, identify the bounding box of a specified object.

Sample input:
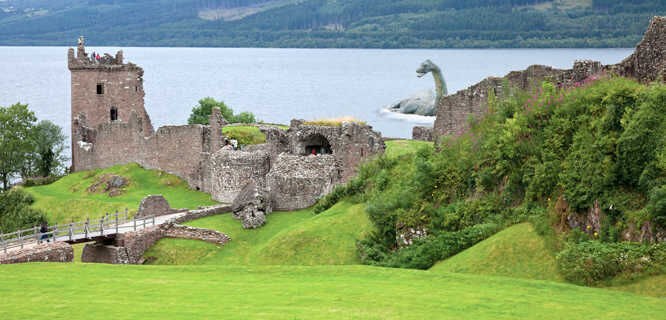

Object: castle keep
[69,38,385,217]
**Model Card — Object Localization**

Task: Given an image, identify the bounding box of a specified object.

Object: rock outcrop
[136,195,187,219]
[232,181,272,229]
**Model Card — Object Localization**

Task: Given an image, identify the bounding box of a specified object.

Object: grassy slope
[430,223,563,282]
[144,201,372,265]
[384,139,432,158]
[1,264,664,320]
[607,275,666,298]
[24,163,217,223]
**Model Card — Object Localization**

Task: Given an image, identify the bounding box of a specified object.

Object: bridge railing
[0,209,167,254]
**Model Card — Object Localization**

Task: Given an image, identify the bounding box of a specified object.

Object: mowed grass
[430,223,563,282]
[144,201,372,265]
[23,163,217,223]
[384,139,432,157]
[0,263,664,320]
[606,275,666,298]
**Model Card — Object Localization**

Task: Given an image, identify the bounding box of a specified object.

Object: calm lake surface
[0,47,632,139]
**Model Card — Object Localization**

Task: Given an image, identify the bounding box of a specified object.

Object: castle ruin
[427,16,666,143]
[69,38,385,215]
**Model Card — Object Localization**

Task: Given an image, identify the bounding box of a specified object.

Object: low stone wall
[114,225,165,264]
[171,204,232,224]
[0,242,73,264]
[412,126,433,142]
[164,225,230,245]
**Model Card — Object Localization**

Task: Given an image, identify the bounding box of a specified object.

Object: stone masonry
[0,242,73,264]
[69,37,154,171]
[136,195,187,219]
[432,16,666,143]
[69,38,385,213]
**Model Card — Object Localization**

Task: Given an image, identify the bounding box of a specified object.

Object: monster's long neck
[431,66,448,102]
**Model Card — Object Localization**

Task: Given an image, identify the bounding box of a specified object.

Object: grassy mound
[222,126,266,145]
[430,223,562,282]
[384,139,432,158]
[607,275,666,298]
[304,116,366,127]
[23,163,216,222]
[1,263,664,319]
[144,201,371,265]
[257,202,372,265]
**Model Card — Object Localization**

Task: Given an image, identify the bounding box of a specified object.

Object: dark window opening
[303,134,332,155]
[97,83,104,95]
[135,86,138,92]
[110,107,118,121]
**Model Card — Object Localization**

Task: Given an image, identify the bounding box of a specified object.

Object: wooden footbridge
[0,210,188,254]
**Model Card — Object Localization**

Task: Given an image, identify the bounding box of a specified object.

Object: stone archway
[302,133,332,155]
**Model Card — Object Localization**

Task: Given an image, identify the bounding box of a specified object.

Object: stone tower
[68,36,154,170]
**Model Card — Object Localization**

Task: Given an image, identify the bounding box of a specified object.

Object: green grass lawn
[384,139,432,157]
[222,126,266,145]
[430,223,563,282]
[144,201,372,265]
[23,163,217,223]
[0,263,663,320]
[605,275,666,298]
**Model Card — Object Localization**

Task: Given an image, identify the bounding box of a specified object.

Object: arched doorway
[110,107,118,121]
[303,134,332,155]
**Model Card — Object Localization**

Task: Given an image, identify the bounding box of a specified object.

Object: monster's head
[416,59,439,78]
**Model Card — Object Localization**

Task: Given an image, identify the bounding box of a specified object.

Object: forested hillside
[0,0,664,47]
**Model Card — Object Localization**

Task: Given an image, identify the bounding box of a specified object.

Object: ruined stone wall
[74,110,218,191]
[432,16,665,143]
[412,126,433,142]
[611,16,666,84]
[267,154,341,211]
[0,242,73,264]
[164,225,230,245]
[114,225,164,264]
[287,121,384,181]
[68,42,154,170]
[208,149,271,203]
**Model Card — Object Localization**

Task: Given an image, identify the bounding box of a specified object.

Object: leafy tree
[0,188,46,233]
[187,97,256,125]
[32,120,68,177]
[0,103,36,190]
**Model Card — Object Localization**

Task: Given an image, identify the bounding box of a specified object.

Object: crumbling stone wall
[267,154,342,211]
[164,225,230,245]
[136,195,187,219]
[287,120,384,181]
[209,149,271,203]
[68,39,154,170]
[0,242,73,264]
[611,16,666,84]
[432,16,665,142]
[412,126,433,142]
[114,225,165,264]
[73,109,224,191]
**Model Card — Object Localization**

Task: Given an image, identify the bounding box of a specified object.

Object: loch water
[0,47,632,139]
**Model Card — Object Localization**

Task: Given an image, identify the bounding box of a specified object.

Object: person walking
[39,221,49,243]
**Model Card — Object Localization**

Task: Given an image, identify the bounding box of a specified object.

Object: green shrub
[360,223,500,269]
[556,241,666,286]
[0,188,46,233]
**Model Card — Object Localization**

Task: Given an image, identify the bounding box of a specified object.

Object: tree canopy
[188,97,256,125]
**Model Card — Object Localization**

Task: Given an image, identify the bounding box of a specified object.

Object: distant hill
[0,0,664,48]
